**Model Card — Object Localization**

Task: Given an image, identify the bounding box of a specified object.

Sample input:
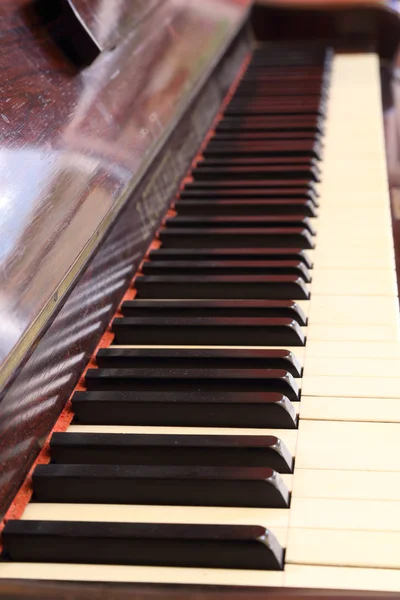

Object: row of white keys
[299,55,400,420]
[289,50,400,587]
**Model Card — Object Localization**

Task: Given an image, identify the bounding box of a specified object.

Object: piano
[1,0,400,597]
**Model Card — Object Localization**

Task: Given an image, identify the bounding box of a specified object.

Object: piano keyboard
[2,46,400,594]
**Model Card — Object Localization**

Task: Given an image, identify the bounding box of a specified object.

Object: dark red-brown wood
[0,0,249,519]
[0,581,397,600]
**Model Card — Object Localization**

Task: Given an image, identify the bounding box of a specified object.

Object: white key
[286,529,400,569]
[306,324,399,342]
[299,296,399,326]
[314,233,393,249]
[302,375,400,398]
[289,497,400,531]
[303,341,400,359]
[23,498,400,536]
[310,246,395,269]
[300,395,400,423]
[21,504,290,535]
[309,269,397,297]
[0,563,285,587]
[292,469,400,501]
[303,357,400,378]
[296,420,400,471]
[284,565,400,593]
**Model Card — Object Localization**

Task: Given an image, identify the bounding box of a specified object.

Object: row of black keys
[136,61,328,298]
[1,46,331,573]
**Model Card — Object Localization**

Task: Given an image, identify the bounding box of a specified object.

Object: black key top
[233,84,326,97]
[85,368,300,402]
[165,214,316,233]
[71,390,297,428]
[2,521,284,571]
[33,464,290,508]
[158,228,314,249]
[192,164,319,181]
[224,104,323,117]
[142,260,311,281]
[237,73,327,83]
[180,187,317,202]
[150,248,313,268]
[184,179,318,191]
[96,347,303,377]
[197,157,320,171]
[250,44,331,66]
[174,199,317,217]
[120,298,308,326]
[112,316,306,345]
[50,432,294,472]
[240,72,325,84]
[247,56,326,68]
[215,117,324,133]
[135,272,310,298]
[165,215,316,235]
[204,141,322,159]
[227,96,323,109]
[211,131,320,142]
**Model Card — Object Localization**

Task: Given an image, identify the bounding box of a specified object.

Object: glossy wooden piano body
[0,0,251,515]
[1,0,400,597]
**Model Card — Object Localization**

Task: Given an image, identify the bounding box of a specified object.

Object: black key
[240,72,325,84]
[247,56,327,67]
[111,316,305,345]
[142,260,311,281]
[233,85,326,98]
[72,389,297,428]
[85,368,300,402]
[165,215,316,235]
[215,117,324,133]
[50,432,294,472]
[158,228,314,249]
[180,187,317,202]
[197,156,320,171]
[197,157,320,174]
[2,521,284,571]
[192,164,319,181]
[204,140,322,159]
[227,96,323,108]
[211,131,320,142]
[33,464,290,508]
[149,248,313,268]
[96,347,303,376]
[250,44,331,65]
[120,298,308,326]
[135,273,310,298]
[184,179,318,191]
[224,104,323,117]
[174,199,317,217]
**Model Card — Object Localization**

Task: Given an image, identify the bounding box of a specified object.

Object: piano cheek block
[2,522,285,570]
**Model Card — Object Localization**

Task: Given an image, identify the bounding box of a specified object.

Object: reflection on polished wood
[65,0,163,53]
[0,0,248,393]
[0,0,250,519]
